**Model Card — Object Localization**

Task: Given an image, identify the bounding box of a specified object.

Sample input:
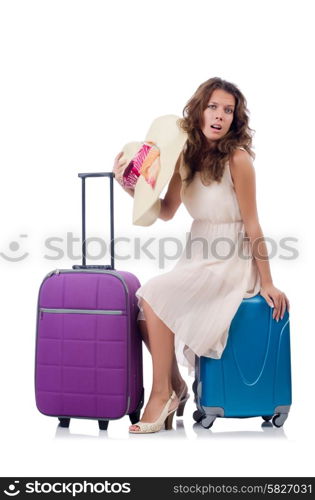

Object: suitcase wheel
[58,418,70,428]
[272,413,288,428]
[98,420,109,431]
[262,415,273,422]
[193,410,204,423]
[200,416,215,429]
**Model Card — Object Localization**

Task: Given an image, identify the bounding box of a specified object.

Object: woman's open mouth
[210,124,222,133]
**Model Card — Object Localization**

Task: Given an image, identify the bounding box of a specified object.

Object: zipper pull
[40,310,43,319]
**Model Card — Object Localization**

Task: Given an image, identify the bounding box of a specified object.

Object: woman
[113,77,290,434]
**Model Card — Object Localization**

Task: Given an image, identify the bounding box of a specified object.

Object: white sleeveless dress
[135,149,261,375]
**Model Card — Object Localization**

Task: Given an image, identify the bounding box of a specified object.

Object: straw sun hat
[120,115,188,226]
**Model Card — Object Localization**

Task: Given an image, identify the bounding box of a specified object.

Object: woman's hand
[259,283,290,321]
[112,152,135,198]
[113,152,127,188]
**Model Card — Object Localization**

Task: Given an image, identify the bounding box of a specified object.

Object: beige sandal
[129,391,178,434]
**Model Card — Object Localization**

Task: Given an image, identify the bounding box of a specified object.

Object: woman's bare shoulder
[230,147,251,161]
[229,148,254,183]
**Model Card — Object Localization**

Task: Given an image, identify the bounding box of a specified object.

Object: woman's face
[201,89,235,142]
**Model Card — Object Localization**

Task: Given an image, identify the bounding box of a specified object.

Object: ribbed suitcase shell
[193,294,292,428]
[35,268,143,422]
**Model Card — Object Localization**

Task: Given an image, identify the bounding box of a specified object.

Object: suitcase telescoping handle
[72,172,115,271]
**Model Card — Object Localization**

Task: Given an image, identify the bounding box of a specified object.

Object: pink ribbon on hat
[122,142,160,190]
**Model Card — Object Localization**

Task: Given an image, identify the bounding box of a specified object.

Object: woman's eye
[207,104,233,113]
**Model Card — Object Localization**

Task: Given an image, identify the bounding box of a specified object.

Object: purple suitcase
[35,172,144,430]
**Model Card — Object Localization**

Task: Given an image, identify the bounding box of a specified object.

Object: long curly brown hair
[178,77,255,187]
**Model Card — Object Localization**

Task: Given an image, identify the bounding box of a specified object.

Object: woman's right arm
[158,152,183,221]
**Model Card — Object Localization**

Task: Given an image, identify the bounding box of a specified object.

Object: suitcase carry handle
[72,172,115,270]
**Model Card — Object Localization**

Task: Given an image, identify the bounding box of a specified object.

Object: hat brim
[121,115,187,226]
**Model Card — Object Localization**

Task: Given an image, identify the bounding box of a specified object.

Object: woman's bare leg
[129,299,181,430]
[137,317,186,395]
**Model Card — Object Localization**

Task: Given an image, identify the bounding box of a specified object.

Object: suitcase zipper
[39,307,124,317]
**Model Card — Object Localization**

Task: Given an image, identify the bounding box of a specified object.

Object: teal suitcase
[193,294,292,428]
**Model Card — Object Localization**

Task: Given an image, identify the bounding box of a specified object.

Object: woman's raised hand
[113,152,127,188]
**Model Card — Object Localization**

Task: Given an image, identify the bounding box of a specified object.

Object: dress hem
[136,290,229,375]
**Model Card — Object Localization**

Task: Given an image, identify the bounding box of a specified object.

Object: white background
[0,0,313,478]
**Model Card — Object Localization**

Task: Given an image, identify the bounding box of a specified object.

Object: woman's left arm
[230,150,290,321]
